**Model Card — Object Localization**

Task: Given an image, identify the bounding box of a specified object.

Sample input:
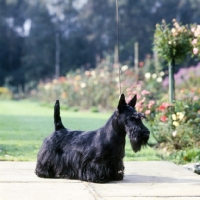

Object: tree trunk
[55,31,60,79]
[168,58,175,103]
[134,42,139,82]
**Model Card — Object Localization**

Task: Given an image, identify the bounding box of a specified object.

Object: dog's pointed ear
[117,94,127,112]
[128,95,137,108]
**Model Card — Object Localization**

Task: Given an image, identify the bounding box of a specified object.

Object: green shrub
[169,149,200,164]
[91,106,99,113]
[0,87,13,100]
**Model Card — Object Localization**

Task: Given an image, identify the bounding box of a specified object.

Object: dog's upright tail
[54,100,65,131]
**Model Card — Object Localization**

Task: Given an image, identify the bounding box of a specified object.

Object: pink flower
[193,96,199,101]
[160,115,167,122]
[145,110,151,115]
[193,47,199,55]
[137,94,141,100]
[136,102,143,112]
[141,97,146,103]
[126,88,131,93]
[191,27,196,32]
[192,38,198,45]
[141,90,151,95]
[148,100,155,109]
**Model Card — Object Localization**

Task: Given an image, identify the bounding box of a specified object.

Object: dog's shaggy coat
[35,94,149,183]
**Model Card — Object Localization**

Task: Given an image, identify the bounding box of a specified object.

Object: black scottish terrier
[35,94,150,183]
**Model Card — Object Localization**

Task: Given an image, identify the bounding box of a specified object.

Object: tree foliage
[153,19,193,64]
[1,0,200,90]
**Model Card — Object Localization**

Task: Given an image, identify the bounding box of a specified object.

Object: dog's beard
[129,137,142,152]
[126,129,149,153]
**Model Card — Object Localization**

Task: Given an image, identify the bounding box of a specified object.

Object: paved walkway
[0,161,200,200]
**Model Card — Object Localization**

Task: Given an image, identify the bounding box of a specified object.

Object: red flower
[158,105,166,111]
[160,115,167,122]
[158,102,172,111]
[58,76,66,83]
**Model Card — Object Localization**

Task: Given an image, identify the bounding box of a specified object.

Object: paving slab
[0,161,200,200]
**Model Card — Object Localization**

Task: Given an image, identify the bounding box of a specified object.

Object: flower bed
[30,60,200,164]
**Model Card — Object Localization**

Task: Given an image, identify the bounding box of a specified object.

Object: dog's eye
[129,115,139,120]
[139,113,146,119]
[129,113,146,120]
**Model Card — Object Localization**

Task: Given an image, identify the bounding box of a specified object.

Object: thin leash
[115,0,122,95]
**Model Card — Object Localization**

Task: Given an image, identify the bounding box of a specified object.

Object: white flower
[173,121,179,127]
[177,112,184,120]
[100,72,104,77]
[144,72,151,79]
[80,82,86,88]
[171,28,176,33]
[171,28,177,36]
[115,77,119,82]
[53,79,58,84]
[121,65,128,71]
[160,71,165,76]
[93,80,98,85]
[152,73,157,79]
[156,77,162,82]
[172,114,177,120]
[44,83,51,90]
[172,131,177,137]
[91,70,96,76]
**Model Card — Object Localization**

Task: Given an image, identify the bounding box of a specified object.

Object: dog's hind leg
[54,100,65,131]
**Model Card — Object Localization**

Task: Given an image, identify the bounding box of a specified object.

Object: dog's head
[116,94,150,152]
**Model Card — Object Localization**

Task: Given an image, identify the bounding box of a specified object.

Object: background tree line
[1,0,200,92]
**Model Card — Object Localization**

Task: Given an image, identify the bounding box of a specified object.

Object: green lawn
[0,100,162,161]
